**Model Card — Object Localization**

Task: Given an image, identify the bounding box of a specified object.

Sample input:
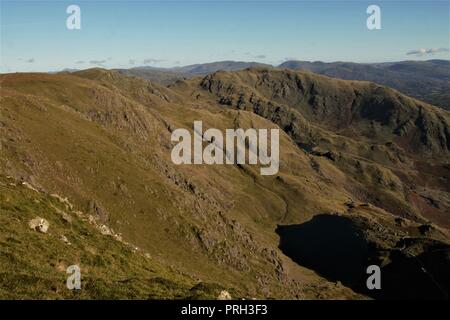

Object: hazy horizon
[2,58,450,75]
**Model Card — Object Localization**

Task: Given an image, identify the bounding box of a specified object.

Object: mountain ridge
[1,67,449,299]
[110,59,450,109]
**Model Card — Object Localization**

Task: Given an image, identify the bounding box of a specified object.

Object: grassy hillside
[0,175,230,299]
[1,68,449,299]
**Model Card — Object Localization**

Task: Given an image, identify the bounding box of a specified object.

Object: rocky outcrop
[28,217,49,233]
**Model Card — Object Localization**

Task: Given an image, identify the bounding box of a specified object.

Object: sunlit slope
[1,68,449,299]
[0,175,233,299]
[1,70,361,299]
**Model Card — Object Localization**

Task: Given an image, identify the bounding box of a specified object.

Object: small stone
[59,235,71,245]
[28,217,49,233]
[61,211,73,224]
[50,203,73,223]
[74,210,84,218]
[50,193,73,210]
[217,290,232,300]
[22,181,39,193]
[99,224,112,235]
[87,214,96,225]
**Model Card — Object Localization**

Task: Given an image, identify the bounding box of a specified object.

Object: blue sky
[1,0,449,72]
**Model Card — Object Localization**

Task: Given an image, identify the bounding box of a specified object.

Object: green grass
[0,175,227,299]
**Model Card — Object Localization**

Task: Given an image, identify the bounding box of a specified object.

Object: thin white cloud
[406,47,449,57]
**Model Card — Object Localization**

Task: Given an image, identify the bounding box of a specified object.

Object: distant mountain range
[115,61,272,85]
[114,59,450,110]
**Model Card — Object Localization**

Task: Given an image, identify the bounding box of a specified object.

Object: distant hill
[115,66,188,85]
[172,61,272,75]
[279,60,450,110]
[116,61,272,84]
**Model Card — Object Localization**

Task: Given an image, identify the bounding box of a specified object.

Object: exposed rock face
[99,224,113,236]
[22,181,39,193]
[196,68,450,156]
[88,200,109,223]
[28,217,49,233]
[50,194,73,210]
